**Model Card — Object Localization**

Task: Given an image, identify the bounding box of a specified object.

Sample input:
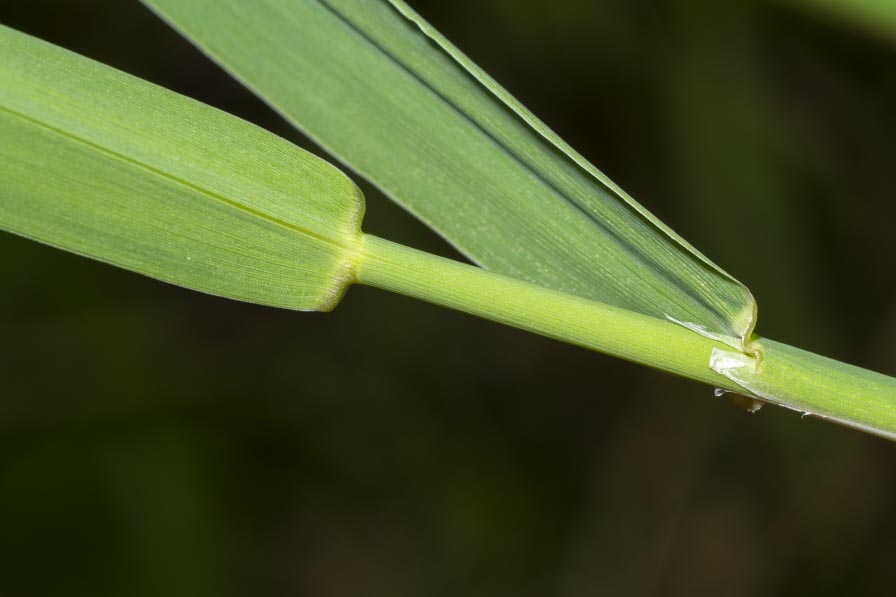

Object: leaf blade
[142,0,758,346]
[0,23,363,310]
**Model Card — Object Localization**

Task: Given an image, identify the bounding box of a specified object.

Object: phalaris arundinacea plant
[1,0,895,440]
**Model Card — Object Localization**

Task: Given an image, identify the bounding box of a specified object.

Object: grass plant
[1,1,895,439]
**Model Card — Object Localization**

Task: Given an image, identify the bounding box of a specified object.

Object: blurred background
[1,0,895,595]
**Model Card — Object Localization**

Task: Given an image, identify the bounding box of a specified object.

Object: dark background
[1,1,895,595]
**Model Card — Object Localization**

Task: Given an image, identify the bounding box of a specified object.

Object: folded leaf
[142,0,758,348]
[0,24,363,310]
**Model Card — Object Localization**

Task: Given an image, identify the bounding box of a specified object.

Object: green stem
[355,234,896,440]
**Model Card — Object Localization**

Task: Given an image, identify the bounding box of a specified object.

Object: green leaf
[0,23,363,311]
[141,0,758,349]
